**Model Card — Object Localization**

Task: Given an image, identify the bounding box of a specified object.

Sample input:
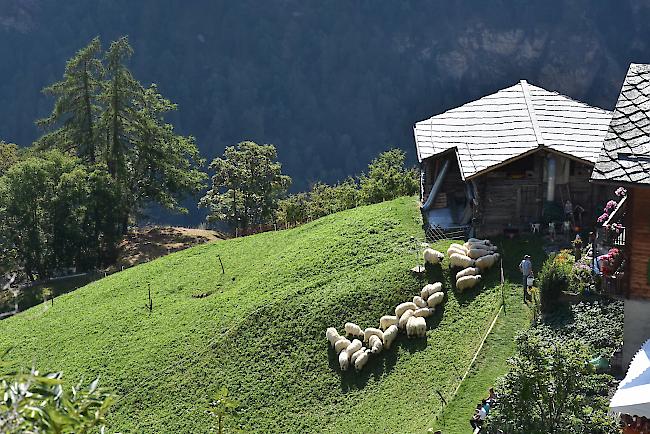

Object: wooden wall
[626,188,650,299]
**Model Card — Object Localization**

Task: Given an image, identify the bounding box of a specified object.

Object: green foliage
[538,251,573,311]
[36,37,104,164]
[542,300,624,358]
[358,149,418,205]
[201,141,291,231]
[485,330,618,434]
[0,151,123,277]
[274,149,416,228]
[0,197,509,432]
[0,368,114,433]
[38,36,206,219]
[0,142,20,176]
[208,386,241,434]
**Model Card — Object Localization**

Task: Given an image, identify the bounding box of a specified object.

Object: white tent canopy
[610,338,650,417]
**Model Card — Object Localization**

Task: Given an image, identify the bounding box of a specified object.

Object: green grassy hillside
[0,197,514,433]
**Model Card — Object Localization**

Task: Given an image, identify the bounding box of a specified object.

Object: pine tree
[100,36,139,181]
[36,37,103,163]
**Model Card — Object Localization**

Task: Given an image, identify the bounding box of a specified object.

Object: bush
[485,330,619,434]
[538,251,574,311]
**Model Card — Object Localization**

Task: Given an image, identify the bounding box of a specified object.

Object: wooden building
[591,63,650,368]
[414,80,613,236]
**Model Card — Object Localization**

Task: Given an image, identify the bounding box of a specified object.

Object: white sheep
[420,282,443,299]
[468,238,492,245]
[395,302,417,318]
[407,316,427,338]
[398,309,414,329]
[427,291,444,308]
[334,337,351,354]
[413,307,433,318]
[326,327,340,347]
[379,315,398,330]
[383,325,398,349]
[468,248,491,259]
[449,253,475,268]
[346,338,362,356]
[363,327,384,343]
[456,267,480,281]
[449,242,468,252]
[368,334,383,354]
[339,350,350,371]
[354,351,369,371]
[350,347,367,365]
[456,275,482,291]
[476,253,499,270]
[413,295,428,308]
[423,248,444,265]
[466,242,498,252]
[344,322,364,338]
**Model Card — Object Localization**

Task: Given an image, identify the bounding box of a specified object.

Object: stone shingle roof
[592,63,650,186]
[414,80,612,180]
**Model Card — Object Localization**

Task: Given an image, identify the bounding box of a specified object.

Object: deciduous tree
[201,141,290,231]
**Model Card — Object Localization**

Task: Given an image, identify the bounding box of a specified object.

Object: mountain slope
[3,1,649,212]
[0,197,507,433]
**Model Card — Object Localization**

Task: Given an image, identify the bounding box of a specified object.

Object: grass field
[0,197,528,433]
[430,235,544,434]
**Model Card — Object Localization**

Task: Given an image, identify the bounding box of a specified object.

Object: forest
[3,0,650,226]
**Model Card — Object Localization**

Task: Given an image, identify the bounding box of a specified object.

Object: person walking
[519,254,533,301]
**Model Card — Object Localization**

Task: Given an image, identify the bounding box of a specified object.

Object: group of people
[469,388,497,430]
[622,415,650,433]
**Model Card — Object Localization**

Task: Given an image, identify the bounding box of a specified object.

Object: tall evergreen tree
[100,36,139,180]
[36,37,103,163]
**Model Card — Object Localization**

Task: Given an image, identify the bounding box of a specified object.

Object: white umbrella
[610,338,650,417]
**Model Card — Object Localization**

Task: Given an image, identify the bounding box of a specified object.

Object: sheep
[398,309,415,329]
[456,267,480,281]
[427,291,444,308]
[368,334,383,354]
[407,316,427,338]
[346,338,362,356]
[423,248,444,265]
[449,243,468,252]
[447,244,468,256]
[379,315,398,330]
[468,238,492,245]
[420,282,443,299]
[466,242,498,253]
[476,253,498,270]
[334,337,351,354]
[467,248,491,259]
[413,295,428,308]
[413,307,433,318]
[449,253,475,268]
[350,347,367,365]
[395,302,417,318]
[326,327,340,347]
[363,327,384,343]
[354,351,369,371]
[344,322,364,338]
[447,247,467,258]
[383,325,398,349]
[338,350,350,371]
[456,275,482,291]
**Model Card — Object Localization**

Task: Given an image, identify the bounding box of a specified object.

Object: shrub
[538,251,574,311]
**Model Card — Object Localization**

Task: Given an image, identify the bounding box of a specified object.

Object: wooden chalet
[591,63,650,368]
[414,80,613,237]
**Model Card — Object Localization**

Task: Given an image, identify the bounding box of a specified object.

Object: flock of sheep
[444,238,499,291]
[325,237,500,372]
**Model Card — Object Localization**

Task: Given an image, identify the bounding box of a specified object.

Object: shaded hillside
[0,197,517,433]
[1,1,649,224]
